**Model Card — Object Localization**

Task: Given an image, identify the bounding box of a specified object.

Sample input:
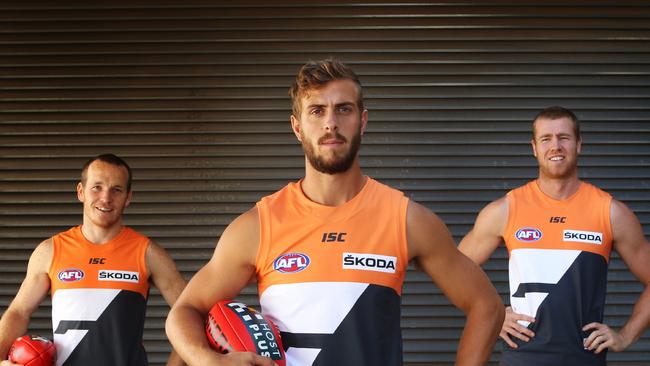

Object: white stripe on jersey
[286,348,322,366]
[509,249,580,327]
[52,288,120,366]
[260,282,369,365]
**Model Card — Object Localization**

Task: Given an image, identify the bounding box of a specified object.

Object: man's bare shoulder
[482,196,508,216]
[226,206,260,235]
[406,200,432,220]
[212,206,261,265]
[30,238,53,271]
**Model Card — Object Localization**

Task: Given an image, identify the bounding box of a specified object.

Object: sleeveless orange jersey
[48,226,150,366]
[501,181,612,366]
[256,178,409,366]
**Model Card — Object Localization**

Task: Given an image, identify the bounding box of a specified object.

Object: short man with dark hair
[459,106,650,365]
[166,59,504,366]
[0,154,187,366]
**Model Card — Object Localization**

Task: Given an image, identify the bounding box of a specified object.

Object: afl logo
[273,253,310,273]
[515,227,543,242]
[58,268,84,282]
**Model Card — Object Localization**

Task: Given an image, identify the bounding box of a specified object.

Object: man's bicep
[435,248,497,311]
[413,214,495,312]
[147,242,186,306]
[9,241,52,316]
[612,200,650,283]
[458,198,507,264]
[175,208,260,313]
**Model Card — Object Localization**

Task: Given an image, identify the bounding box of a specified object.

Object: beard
[538,153,579,180]
[301,128,362,175]
[540,163,578,180]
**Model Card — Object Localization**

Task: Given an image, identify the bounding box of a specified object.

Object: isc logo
[321,232,346,243]
[515,228,543,242]
[273,253,310,273]
[58,268,84,282]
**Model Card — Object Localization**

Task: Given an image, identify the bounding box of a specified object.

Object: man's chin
[542,168,576,180]
[311,161,354,175]
[89,214,122,228]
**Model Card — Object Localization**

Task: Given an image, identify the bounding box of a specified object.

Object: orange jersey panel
[49,226,150,299]
[255,178,409,296]
[504,180,612,261]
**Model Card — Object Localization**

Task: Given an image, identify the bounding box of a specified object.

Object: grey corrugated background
[1,1,649,365]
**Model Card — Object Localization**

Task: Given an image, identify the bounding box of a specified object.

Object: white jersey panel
[260,282,369,365]
[51,288,120,366]
[509,248,580,326]
[260,282,368,333]
[286,348,322,366]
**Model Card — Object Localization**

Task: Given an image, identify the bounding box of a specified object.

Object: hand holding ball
[8,335,56,366]
[205,300,286,366]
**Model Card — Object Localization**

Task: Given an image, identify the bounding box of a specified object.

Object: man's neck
[536,174,581,200]
[80,221,123,245]
[301,160,367,206]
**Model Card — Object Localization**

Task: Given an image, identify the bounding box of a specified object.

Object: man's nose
[323,110,339,132]
[99,190,112,201]
[550,136,562,150]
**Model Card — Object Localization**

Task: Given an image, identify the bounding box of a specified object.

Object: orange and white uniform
[256,178,409,366]
[48,226,150,366]
[501,181,612,366]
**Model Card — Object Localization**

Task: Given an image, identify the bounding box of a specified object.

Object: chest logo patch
[58,268,84,282]
[98,269,140,283]
[273,253,310,273]
[515,227,542,242]
[343,252,397,273]
[563,230,603,245]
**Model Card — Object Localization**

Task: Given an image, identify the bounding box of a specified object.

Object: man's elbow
[165,303,186,343]
[467,290,505,331]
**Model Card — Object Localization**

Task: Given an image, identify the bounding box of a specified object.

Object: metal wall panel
[1,1,649,365]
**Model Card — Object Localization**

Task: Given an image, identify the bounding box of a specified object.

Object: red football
[206,300,286,366]
[8,335,56,366]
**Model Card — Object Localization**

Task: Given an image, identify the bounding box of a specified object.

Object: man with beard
[0,154,186,366]
[166,58,504,366]
[459,107,650,366]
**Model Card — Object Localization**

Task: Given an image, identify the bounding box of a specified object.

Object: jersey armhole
[604,195,614,261]
[47,236,59,296]
[141,239,151,281]
[503,192,516,255]
[397,196,410,273]
[254,201,269,278]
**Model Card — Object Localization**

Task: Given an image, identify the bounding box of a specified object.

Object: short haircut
[81,153,133,192]
[532,106,581,140]
[289,58,364,117]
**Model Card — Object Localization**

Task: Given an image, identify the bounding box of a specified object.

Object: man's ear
[290,115,302,142]
[125,190,133,208]
[76,182,85,202]
[531,139,537,157]
[360,109,368,135]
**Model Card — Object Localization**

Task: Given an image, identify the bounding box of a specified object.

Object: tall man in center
[166,58,504,366]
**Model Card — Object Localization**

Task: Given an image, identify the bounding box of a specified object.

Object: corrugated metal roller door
[1,1,649,365]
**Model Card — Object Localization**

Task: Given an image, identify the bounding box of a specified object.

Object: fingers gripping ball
[8,335,56,366]
[206,300,286,366]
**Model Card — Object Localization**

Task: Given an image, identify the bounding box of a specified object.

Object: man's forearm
[0,309,30,358]
[166,304,221,365]
[619,286,650,348]
[455,300,504,365]
[165,349,185,366]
